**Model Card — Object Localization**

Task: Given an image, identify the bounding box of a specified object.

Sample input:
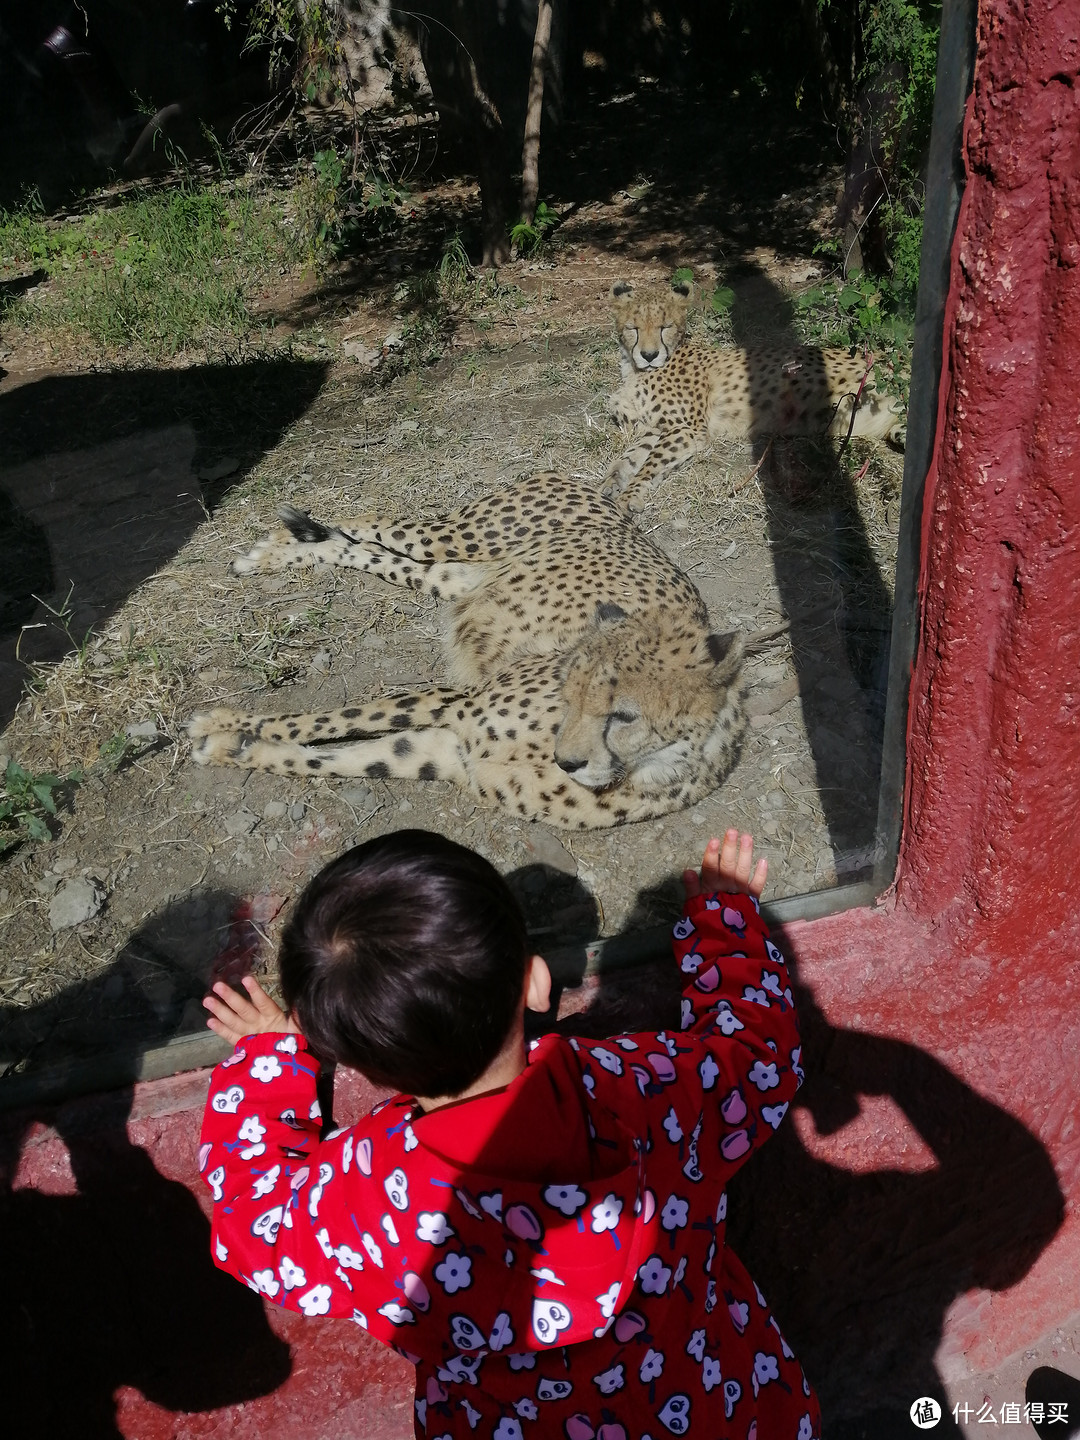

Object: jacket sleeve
[198,1030,397,1329]
[577,891,804,1181]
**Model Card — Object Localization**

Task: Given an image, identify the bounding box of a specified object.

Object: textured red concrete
[4,3,1079,1436]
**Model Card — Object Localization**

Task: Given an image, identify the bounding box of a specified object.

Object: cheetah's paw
[186,707,252,740]
[189,727,258,768]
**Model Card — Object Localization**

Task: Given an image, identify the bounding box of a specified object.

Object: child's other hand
[683,829,767,901]
[203,975,301,1047]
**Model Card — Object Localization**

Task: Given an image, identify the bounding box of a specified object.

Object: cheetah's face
[610,280,690,372]
[553,605,743,791]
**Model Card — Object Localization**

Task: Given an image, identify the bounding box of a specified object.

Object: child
[200,828,820,1440]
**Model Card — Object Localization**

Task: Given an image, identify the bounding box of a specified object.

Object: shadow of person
[0,357,329,729]
[553,887,1064,1437]
[728,262,896,870]
[1027,1367,1080,1439]
[0,889,293,1439]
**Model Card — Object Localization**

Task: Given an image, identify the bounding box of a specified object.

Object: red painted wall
[5,1,1080,1435]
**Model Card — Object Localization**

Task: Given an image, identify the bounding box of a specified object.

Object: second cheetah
[606,277,906,506]
[187,473,746,830]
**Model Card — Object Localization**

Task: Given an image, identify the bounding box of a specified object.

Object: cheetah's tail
[277,504,337,545]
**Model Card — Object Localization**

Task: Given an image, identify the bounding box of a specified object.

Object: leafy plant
[0,759,75,852]
[510,201,560,259]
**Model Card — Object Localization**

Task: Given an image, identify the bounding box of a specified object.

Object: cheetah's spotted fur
[187,473,746,830]
[605,278,906,507]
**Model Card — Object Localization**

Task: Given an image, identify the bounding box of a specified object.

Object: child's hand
[683,829,768,901]
[203,975,301,1047]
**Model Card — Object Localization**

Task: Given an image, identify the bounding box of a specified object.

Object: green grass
[0,181,301,358]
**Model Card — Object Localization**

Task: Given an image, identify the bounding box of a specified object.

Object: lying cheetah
[606,278,906,506]
[187,473,746,830]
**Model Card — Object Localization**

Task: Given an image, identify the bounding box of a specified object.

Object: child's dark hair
[278,829,529,1098]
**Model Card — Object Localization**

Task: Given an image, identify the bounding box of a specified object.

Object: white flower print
[657,1392,691,1434]
[434,1251,472,1295]
[249,1054,282,1084]
[438,1355,482,1386]
[743,985,770,1007]
[639,1348,665,1383]
[416,1211,455,1245]
[581,1071,596,1098]
[614,1036,639,1050]
[673,1257,687,1288]
[335,1243,364,1271]
[315,1226,334,1258]
[662,1108,683,1143]
[513,1398,538,1420]
[679,950,703,976]
[762,1101,790,1130]
[212,1084,244,1114]
[596,1281,621,1318]
[238,1115,266,1160]
[279,1256,306,1290]
[455,1187,484,1220]
[377,1301,415,1325]
[716,1192,728,1222]
[681,997,695,1030]
[754,1352,780,1386]
[489,1311,514,1351]
[308,1098,322,1120]
[530,1266,564,1286]
[275,1033,298,1054]
[251,1268,279,1298]
[748,1059,780,1091]
[403,1124,418,1152]
[479,1190,503,1220]
[381,1213,400,1244]
[507,1353,536,1371]
[207,1166,225,1202]
[590,1193,623,1233]
[702,1357,722,1392]
[714,1002,744,1035]
[798,1415,814,1440]
[638,1255,672,1295]
[686,1329,707,1361]
[308,1161,333,1218]
[661,1194,689,1230]
[590,1046,623,1075]
[384,1166,409,1211]
[543,1184,588,1217]
[251,1164,281,1200]
[698,1054,720,1090]
[493,1420,523,1440]
[298,1284,332,1317]
[342,1135,353,1173]
[361,1232,384,1267]
[214,1237,228,1263]
[593,1362,625,1395]
[461,1399,482,1430]
[760,970,783,997]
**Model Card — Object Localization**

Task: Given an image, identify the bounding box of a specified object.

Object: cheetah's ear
[595,601,629,625]
[610,281,633,300]
[670,279,692,300]
[704,630,744,683]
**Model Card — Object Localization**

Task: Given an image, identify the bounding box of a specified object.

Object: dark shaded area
[556,885,1065,1436]
[0,890,293,1439]
[0,357,329,729]
[1027,1367,1080,1439]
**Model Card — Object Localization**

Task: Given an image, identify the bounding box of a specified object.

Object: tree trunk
[520,0,553,225]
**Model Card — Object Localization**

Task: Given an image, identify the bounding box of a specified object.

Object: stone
[341,338,381,367]
[223,809,259,836]
[49,877,105,930]
[691,811,708,826]
[125,720,160,740]
[288,802,306,822]
[398,799,413,812]
[523,825,578,876]
[309,649,332,673]
[339,785,374,810]
[765,790,787,810]
[263,800,288,820]
[51,856,78,874]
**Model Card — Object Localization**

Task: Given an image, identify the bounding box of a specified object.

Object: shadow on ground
[0,358,329,730]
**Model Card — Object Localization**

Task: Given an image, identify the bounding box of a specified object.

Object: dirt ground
[0,84,904,1081]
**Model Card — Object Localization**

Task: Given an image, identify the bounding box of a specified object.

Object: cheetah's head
[554,604,744,791]
[610,279,691,372]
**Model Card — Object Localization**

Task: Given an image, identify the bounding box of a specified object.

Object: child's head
[278,829,533,1098]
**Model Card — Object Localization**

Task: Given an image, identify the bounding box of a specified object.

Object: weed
[510,201,560,259]
[0,759,76,852]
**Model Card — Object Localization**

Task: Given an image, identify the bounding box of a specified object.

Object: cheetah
[187,473,746,830]
[605,277,906,507]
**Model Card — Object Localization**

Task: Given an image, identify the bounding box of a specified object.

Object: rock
[691,811,707,826]
[309,648,332,673]
[125,720,160,740]
[523,825,578,876]
[49,877,105,930]
[224,809,259,836]
[341,338,381,367]
[288,802,306,822]
[51,856,78,874]
[398,799,413,812]
[764,790,787,810]
[340,785,373,810]
[263,800,288,820]
[198,456,240,482]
